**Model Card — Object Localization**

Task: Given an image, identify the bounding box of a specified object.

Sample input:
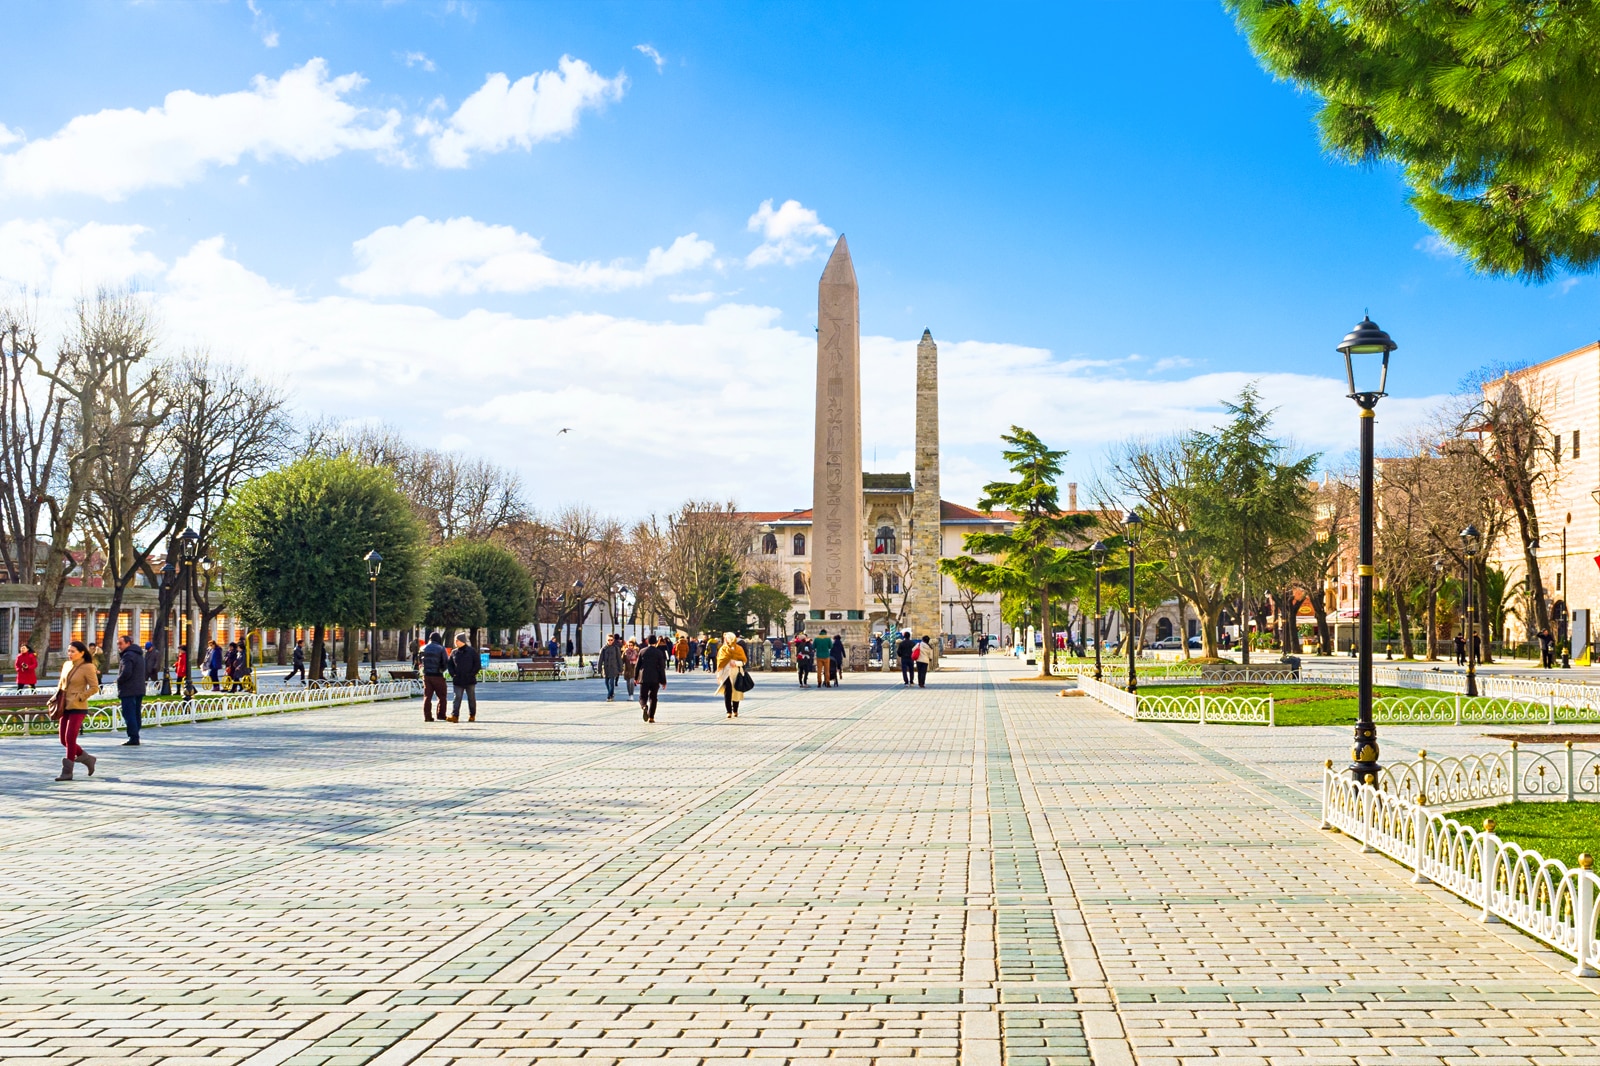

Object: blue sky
[1,1,1592,515]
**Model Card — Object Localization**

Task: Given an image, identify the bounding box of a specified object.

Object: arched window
[872,573,884,594]
[792,533,806,556]
[874,525,897,554]
[761,532,778,555]
[1156,617,1173,641]
[793,611,807,634]
[793,571,807,595]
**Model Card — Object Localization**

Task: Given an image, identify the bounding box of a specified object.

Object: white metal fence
[0,680,416,738]
[1073,674,1273,725]
[1376,744,1600,806]
[1322,765,1599,977]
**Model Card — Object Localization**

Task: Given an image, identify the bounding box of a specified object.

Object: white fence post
[1320,761,1332,830]
[1453,695,1461,726]
[1411,796,1430,884]
[1569,742,1578,803]
[1267,696,1275,727]
[1510,743,1520,803]
[1199,693,1207,725]
[1481,820,1501,923]
[1549,689,1556,726]
[1361,776,1378,853]
[1576,856,1597,978]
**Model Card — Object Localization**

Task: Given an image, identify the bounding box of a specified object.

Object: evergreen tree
[430,539,534,645]
[424,574,488,641]
[1230,0,1600,280]
[940,427,1097,677]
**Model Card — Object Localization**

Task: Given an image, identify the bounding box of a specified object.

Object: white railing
[0,680,415,738]
[1322,766,1599,977]
[478,660,600,682]
[1377,743,1600,806]
[1073,674,1271,725]
[1075,674,1138,717]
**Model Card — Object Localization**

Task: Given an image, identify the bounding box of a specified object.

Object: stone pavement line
[1009,677,1600,1066]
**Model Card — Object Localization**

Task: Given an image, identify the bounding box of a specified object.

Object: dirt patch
[1483,732,1600,744]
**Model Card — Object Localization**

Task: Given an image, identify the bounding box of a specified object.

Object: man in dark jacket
[635,634,668,723]
[116,635,147,746]
[598,633,623,701]
[286,640,306,684]
[448,635,480,722]
[143,641,161,694]
[419,633,450,722]
[896,632,916,686]
[829,633,846,687]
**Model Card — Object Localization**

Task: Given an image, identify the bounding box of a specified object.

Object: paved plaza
[2,660,1598,1065]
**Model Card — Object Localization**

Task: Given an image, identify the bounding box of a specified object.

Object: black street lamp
[1090,540,1107,681]
[1340,315,1397,781]
[1462,524,1481,696]
[158,558,175,696]
[365,550,382,683]
[179,528,199,699]
[1123,512,1143,693]
[572,579,586,666]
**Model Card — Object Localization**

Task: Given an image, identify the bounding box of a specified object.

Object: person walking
[1454,633,1466,666]
[1538,627,1555,668]
[206,640,222,690]
[829,632,845,686]
[622,638,640,699]
[143,641,161,695]
[715,632,748,719]
[675,634,690,674]
[813,630,832,688]
[913,635,931,688]
[53,640,100,781]
[287,640,306,683]
[896,631,916,686]
[636,633,668,723]
[795,634,813,688]
[419,632,449,722]
[599,633,623,701]
[14,643,37,692]
[174,647,189,693]
[116,635,147,746]
[448,635,480,722]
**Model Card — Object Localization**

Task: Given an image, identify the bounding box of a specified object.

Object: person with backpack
[419,633,450,722]
[812,630,832,687]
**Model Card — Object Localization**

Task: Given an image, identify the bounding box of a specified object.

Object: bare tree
[633,501,753,636]
[1295,473,1355,655]
[496,515,561,644]
[0,308,69,596]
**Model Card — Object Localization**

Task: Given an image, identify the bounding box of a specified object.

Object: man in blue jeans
[116,634,147,745]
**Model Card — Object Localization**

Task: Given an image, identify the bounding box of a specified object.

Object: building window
[793,571,806,595]
[1576,430,1582,459]
[873,525,897,554]
[889,573,901,594]
[761,532,778,555]
[872,573,884,594]
[792,533,806,556]
[1555,432,1562,463]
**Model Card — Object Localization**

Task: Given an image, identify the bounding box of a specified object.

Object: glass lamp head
[1460,524,1481,558]
[1338,315,1397,399]
[364,549,383,577]
[180,528,199,561]
[1122,511,1143,550]
[1090,540,1107,567]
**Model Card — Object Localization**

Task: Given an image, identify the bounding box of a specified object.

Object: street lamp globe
[1122,512,1143,549]
[1338,315,1397,401]
[1090,541,1106,567]
[1461,524,1481,557]
[180,528,199,562]
[365,549,383,577]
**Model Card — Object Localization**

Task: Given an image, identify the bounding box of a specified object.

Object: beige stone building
[1481,339,1600,648]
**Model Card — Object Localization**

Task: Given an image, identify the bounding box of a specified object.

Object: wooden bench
[0,692,53,734]
[388,669,419,681]
[517,658,564,680]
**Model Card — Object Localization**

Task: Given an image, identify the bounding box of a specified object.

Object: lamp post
[1091,540,1107,681]
[573,579,586,666]
[179,529,199,699]
[1339,314,1397,782]
[159,559,175,696]
[1123,512,1143,693]
[364,550,382,683]
[1562,518,1571,668]
[1462,524,1480,696]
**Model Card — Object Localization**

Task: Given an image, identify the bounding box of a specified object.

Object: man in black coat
[635,634,668,723]
[896,632,916,686]
[419,633,450,722]
[448,635,480,723]
[116,635,148,746]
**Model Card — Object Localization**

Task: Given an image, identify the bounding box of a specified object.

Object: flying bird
[558,428,572,435]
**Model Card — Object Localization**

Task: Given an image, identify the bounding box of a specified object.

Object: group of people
[791,629,845,688]
[21,632,154,782]
[416,633,483,722]
[595,631,752,721]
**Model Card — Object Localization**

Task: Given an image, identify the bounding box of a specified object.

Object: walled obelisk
[812,235,864,621]
[905,329,942,642]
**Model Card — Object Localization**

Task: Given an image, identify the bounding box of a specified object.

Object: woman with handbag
[53,640,100,781]
[715,632,750,719]
[14,643,38,691]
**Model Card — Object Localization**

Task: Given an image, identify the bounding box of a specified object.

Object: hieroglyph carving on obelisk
[905,329,943,640]
[812,235,864,615]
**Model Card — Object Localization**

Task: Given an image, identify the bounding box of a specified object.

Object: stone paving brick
[0,662,1595,1064]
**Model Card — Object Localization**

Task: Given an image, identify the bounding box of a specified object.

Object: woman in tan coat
[54,640,100,781]
[715,632,748,719]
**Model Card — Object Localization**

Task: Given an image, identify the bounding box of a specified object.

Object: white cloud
[1415,234,1460,260]
[0,59,400,201]
[668,291,718,304]
[0,219,165,298]
[635,44,665,71]
[340,216,715,296]
[246,0,279,48]
[424,57,626,168]
[402,51,436,72]
[746,199,834,266]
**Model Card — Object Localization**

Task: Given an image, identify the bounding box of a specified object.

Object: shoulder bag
[733,666,755,693]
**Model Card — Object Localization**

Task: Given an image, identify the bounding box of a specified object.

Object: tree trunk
[1475,561,1495,663]
[1393,573,1415,659]
[1038,582,1053,677]
[1309,589,1331,656]
[310,623,326,680]
[1238,578,1250,666]
[345,628,361,679]
[1425,581,1438,661]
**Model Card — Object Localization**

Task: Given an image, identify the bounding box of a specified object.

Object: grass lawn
[1450,801,1600,868]
[1142,683,1420,726]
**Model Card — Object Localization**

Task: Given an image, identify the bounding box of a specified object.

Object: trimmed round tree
[425,574,487,641]
[429,539,534,646]
[217,456,426,679]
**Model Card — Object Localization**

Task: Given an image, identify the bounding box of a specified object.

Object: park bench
[0,692,53,734]
[517,657,564,680]
[388,669,419,681]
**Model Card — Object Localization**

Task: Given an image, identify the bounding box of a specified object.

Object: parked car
[1148,636,1202,650]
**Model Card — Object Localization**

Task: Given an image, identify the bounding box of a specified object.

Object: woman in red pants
[54,641,100,781]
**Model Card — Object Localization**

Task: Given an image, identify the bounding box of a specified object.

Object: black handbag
[733,667,755,693]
